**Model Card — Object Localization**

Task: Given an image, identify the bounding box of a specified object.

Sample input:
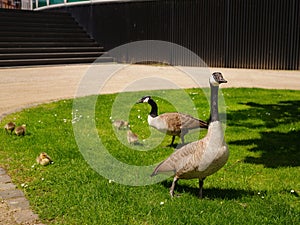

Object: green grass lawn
[0,88,299,224]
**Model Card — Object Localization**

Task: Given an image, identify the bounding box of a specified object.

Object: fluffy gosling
[112,120,129,130]
[36,152,53,166]
[4,122,15,134]
[15,124,26,136]
[127,129,139,145]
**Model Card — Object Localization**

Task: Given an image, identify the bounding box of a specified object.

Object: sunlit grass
[0,88,299,224]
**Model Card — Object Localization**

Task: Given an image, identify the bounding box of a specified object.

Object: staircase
[0,9,112,67]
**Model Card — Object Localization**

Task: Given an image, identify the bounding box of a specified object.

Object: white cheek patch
[209,76,219,86]
[144,97,150,103]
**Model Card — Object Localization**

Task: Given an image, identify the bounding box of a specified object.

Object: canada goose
[15,124,26,136]
[36,152,53,166]
[151,72,228,198]
[137,96,208,147]
[4,122,15,134]
[127,129,139,145]
[112,120,129,130]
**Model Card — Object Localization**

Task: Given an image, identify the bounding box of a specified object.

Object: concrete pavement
[0,64,299,120]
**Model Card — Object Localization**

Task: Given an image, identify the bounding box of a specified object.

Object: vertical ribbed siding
[224,0,299,69]
[57,0,300,70]
[140,0,227,67]
[291,0,300,70]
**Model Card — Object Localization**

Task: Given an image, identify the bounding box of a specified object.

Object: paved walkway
[0,64,299,224]
[1,64,300,120]
[0,168,42,225]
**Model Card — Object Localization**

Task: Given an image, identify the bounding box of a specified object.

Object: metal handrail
[0,0,151,10]
[33,0,149,11]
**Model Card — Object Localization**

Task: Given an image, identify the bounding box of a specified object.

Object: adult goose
[137,96,208,147]
[151,72,229,198]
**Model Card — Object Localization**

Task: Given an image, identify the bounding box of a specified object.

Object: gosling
[127,129,139,145]
[36,152,53,166]
[112,120,129,130]
[4,122,15,134]
[15,124,26,136]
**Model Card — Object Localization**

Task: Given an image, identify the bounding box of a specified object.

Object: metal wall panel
[50,0,300,69]
[226,0,300,69]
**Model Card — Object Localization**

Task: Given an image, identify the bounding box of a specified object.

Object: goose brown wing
[179,113,208,129]
[157,113,182,132]
[158,112,208,132]
[151,140,206,176]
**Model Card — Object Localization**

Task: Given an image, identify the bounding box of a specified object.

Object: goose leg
[180,135,185,145]
[168,136,176,147]
[198,178,205,198]
[180,129,188,145]
[170,176,179,197]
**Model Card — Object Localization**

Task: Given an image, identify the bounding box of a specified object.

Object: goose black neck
[148,98,158,117]
[210,84,219,122]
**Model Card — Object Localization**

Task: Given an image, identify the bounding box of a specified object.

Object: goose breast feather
[147,115,170,133]
[152,121,229,180]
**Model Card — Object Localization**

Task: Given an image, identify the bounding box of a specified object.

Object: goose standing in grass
[36,152,53,166]
[15,124,26,136]
[127,129,139,145]
[4,122,15,134]
[151,72,228,198]
[137,96,208,147]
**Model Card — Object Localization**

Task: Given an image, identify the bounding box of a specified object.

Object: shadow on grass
[161,180,255,199]
[227,100,300,168]
[231,130,300,168]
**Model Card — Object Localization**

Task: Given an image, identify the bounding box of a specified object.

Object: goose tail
[151,161,164,177]
[198,119,209,129]
[151,160,175,177]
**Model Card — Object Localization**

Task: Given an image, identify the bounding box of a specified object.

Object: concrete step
[0,41,100,47]
[0,8,108,67]
[0,46,105,53]
[0,52,105,60]
[0,31,90,38]
[0,57,114,67]
[0,36,96,42]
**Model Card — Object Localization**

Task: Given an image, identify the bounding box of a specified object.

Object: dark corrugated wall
[50,0,300,70]
[226,0,300,69]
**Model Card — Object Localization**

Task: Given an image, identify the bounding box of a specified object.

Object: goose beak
[219,78,227,84]
[212,72,227,84]
[136,96,151,104]
[136,99,143,104]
